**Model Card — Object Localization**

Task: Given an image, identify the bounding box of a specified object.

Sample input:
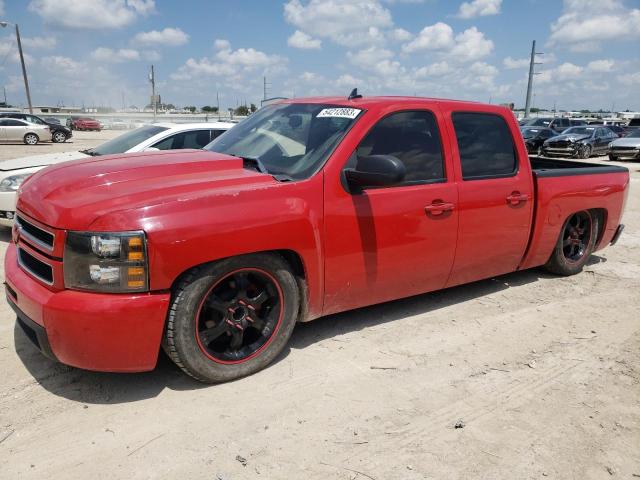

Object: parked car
[104,118,129,130]
[4,96,629,383]
[67,117,101,131]
[0,122,234,226]
[0,118,49,146]
[542,126,617,158]
[0,112,72,143]
[43,117,61,125]
[605,125,626,137]
[520,117,585,133]
[608,129,640,161]
[520,126,556,155]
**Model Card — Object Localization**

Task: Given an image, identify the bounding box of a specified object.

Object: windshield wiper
[80,148,101,156]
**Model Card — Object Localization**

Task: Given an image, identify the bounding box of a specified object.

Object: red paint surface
[5,96,629,372]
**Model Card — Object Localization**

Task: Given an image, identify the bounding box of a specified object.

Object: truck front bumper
[4,244,171,372]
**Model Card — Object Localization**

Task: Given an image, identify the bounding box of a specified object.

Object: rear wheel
[163,254,299,383]
[608,154,617,161]
[23,133,39,145]
[544,210,597,276]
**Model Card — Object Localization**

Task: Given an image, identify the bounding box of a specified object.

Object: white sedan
[0,118,50,145]
[0,121,234,226]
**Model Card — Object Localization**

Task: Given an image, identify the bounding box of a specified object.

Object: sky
[0,0,639,112]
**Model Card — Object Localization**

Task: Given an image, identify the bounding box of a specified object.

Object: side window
[211,129,225,140]
[27,116,44,124]
[152,130,212,150]
[356,110,445,184]
[452,112,517,180]
[5,120,25,126]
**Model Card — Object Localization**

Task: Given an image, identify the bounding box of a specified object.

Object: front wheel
[52,131,67,143]
[578,144,591,159]
[608,154,617,161]
[24,133,39,145]
[544,211,598,276]
[163,254,300,383]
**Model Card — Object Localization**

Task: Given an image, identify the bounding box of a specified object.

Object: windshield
[521,127,542,139]
[88,125,168,156]
[562,127,595,136]
[205,103,362,180]
[524,118,551,127]
[626,130,640,138]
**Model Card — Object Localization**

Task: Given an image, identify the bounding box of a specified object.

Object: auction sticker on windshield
[317,108,361,119]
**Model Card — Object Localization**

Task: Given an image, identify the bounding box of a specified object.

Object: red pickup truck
[5,95,629,383]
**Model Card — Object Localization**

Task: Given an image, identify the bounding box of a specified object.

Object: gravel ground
[0,131,639,479]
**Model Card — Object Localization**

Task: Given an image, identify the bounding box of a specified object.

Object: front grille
[16,215,54,251]
[17,248,54,285]
[611,146,639,151]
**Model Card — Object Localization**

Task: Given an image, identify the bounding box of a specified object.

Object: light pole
[0,21,33,113]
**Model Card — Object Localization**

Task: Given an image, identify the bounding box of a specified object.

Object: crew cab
[5,95,629,383]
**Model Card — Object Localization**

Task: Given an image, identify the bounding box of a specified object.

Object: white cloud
[555,62,583,80]
[127,0,155,15]
[549,0,640,49]
[287,30,322,49]
[415,61,452,77]
[41,55,85,72]
[0,37,35,65]
[284,0,393,46]
[336,73,362,88]
[390,28,412,42]
[22,36,57,50]
[28,0,153,29]
[402,23,493,61]
[91,47,140,63]
[449,27,493,61]
[587,59,615,72]
[171,40,287,83]
[133,27,189,46]
[457,0,502,19]
[213,39,231,50]
[503,56,529,69]
[618,72,640,86]
[402,22,453,53]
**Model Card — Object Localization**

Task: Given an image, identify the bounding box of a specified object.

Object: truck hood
[547,134,591,143]
[611,137,640,147]
[0,151,89,171]
[17,149,275,230]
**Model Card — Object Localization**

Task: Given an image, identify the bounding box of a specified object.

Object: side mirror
[344,155,406,192]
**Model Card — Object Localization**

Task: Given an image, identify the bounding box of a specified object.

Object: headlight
[64,231,148,292]
[608,142,613,148]
[0,173,31,192]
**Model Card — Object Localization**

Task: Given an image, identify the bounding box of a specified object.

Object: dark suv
[0,113,72,143]
[521,117,585,133]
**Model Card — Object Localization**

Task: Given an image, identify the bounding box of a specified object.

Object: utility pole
[524,40,543,118]
[216,91,220,120]
[149,65,156,121]
[263,76,271,102]
[3,86,6,105]
[0,21,33,113]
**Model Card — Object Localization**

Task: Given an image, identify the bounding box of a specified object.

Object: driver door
[323,109,458,315]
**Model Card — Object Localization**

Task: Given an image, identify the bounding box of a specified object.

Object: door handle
[506,192,530,205]
[425,201,455,216]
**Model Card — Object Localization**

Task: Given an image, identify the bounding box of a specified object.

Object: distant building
[28,105,82,114]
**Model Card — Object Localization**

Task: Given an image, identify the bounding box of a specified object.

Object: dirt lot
[0,132,639,479]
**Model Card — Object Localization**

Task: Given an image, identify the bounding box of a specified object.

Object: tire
[608,154,617,161]
[52,131,67,143]
[24,133,39,145]
[578,144,591,159]
[544,210,598,276]
[163,253,300,383]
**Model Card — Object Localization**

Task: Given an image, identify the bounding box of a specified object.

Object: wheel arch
[167,248,310,322]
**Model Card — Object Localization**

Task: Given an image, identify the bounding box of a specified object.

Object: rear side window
[153,130,212,150]
[356,110,445,184]
[452,112,517,180]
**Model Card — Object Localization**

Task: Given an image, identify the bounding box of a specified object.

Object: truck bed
[530,157,628,177]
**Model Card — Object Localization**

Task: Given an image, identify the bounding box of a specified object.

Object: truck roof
[277,95,513,115]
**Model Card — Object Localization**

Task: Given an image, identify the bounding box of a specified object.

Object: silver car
[609,129,640,161]
[0,118,50,145]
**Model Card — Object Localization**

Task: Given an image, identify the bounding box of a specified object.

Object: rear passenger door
[3,119,27,141]
[446,111,533,287]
